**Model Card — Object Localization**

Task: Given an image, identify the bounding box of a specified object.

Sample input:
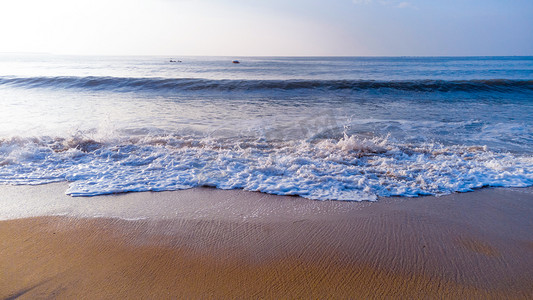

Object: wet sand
[1,184,532,299]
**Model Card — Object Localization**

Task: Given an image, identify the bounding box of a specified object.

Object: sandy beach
[1,184,532,299]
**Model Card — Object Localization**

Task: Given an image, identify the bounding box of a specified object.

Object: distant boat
[169,59,182,63]
[232,60,240,64]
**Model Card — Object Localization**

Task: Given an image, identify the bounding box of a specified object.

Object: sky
[1,0,532,56]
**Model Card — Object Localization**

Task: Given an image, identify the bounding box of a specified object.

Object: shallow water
[0,55,532,200]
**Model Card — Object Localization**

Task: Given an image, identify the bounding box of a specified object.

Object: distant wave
[1,76,532,93]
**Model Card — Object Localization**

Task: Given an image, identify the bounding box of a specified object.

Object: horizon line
[1,52,533,58]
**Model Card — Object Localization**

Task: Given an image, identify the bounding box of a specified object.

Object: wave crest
[1,76,532,93]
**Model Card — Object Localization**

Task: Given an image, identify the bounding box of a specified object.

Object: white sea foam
[0,134,531,201]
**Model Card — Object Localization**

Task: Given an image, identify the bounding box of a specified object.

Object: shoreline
[1,184,532,298]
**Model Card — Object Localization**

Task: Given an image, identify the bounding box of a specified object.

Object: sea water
[0,55,532,201]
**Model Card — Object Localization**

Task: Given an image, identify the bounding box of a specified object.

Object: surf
[1,76,532,93]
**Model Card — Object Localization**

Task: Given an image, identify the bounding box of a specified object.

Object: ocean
[0,55,532,201]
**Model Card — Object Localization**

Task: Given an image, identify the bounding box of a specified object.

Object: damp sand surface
[1,184,532,299]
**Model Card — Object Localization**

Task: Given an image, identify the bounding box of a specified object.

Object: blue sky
[1,0,532,56]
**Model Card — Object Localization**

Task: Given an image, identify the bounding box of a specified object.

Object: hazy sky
[1,0,532,56]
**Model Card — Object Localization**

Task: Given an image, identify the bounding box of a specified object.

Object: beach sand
[1,184,532,299]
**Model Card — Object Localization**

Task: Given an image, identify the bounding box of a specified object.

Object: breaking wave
[1,134,531,201]
[1,76,532,93]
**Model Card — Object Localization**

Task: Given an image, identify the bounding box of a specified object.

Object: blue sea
[0,55,532,201]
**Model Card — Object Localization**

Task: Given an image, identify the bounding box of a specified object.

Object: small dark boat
[232,60,240,64]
